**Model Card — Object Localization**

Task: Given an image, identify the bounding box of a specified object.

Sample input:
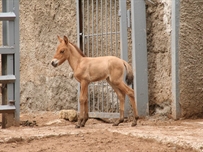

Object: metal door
[77,0,149,118]
[76,0,129,118]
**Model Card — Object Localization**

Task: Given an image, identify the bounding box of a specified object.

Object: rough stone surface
[19,0,78,112]
[59,109,77,122]
[179,0,203,117]
[146,0,172,114]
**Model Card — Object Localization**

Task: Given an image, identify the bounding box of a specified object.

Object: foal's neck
[67,43,83,71]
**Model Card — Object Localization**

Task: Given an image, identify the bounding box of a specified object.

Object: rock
[59,109,78,122]
[68,72,74,79]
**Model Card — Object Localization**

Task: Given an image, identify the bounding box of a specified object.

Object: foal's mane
[69,41,86,57]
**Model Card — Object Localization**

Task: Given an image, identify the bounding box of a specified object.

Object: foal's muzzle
[51,59,59,67]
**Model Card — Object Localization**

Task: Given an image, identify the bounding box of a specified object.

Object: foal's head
[51,36,70,67]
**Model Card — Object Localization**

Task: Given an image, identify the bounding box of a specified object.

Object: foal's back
[75,56,125,82]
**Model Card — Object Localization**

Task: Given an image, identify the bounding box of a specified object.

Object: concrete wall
[20,0,78,112]
[146,0,172,115]
[179,0,203,118]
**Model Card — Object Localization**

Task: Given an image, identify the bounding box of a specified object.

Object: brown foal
[51,36,139,128]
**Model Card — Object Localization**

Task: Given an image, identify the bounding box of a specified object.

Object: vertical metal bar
[92,0,94,57]
[87,0,90,57]
[115,0,119,112]
[131,0,149,116]
[105,0,108,112]
[1,56,7,128]
[2,0,8,129]
[119,0,128,60]
[92,0,95,112]
[87,0,91,111]
[101,0,103,56]
[76,0,81,113]
[110,0,112,56]
[82,0,85,53]
[4,0,15,127]
[110,0,114,113]
[119,0,130,117]
[105,0,108,56]
[171,0,181,119]
[13,0,20,125]
[76,0,82,50]
[96,0,99,111]
[101,0,104,112]
[96,0,98,57]
[115,0,118,57]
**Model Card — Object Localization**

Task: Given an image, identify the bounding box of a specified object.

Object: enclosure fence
[76,0,149,118]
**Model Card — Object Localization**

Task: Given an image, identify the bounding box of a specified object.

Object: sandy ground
[0,112,203,152]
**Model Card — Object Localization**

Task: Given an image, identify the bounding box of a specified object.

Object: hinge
[127,9,131,28]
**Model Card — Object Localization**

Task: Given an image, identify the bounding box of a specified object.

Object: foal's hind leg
[106,78,125,126]
[116,81,139,127]
[75,81,89,128]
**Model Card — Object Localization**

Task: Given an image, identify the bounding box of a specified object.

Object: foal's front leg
[75,81,89,128]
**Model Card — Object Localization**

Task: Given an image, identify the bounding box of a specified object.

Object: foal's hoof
[112,121,120,126]
[80,124,85,127]
[75,125,80,128]
[131,122,137,127]
[112,123,119,126]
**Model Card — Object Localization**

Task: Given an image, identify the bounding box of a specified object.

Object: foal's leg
[81,94,89,127]
[106,78,125,126]
[75,81,89,128]
[116,81,139,127]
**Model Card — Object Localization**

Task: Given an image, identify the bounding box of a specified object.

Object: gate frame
[76,0,149,118]
[171,0,181,119]
[0,0,20,128]
[131,0,149,117]
[119,0,131,117]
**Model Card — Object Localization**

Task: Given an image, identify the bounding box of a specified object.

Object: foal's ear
[57,35,63,43]
[63,36,69,45]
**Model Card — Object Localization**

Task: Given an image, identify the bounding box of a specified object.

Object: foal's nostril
[51,61,57,67]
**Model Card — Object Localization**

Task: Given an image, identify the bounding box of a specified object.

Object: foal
[51,36,139,128]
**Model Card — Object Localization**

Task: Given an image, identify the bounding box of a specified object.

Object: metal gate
[0,0,20,128]
[76,0,128,118]
[76,0,149,118]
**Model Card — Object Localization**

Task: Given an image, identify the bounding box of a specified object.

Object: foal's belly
[89,71,108,82]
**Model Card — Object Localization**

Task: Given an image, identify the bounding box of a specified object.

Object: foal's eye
[60,50,65,54]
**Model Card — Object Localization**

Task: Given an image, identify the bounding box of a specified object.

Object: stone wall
[146,0,172,115]
[179,0,203,117]
[20,0,78,112]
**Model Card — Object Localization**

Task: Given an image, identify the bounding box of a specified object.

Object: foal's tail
[123,60,134,85]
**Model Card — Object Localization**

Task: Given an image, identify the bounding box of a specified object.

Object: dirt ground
[0,112,202,152]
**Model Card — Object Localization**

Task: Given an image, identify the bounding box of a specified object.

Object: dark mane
[69,42,86,57]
